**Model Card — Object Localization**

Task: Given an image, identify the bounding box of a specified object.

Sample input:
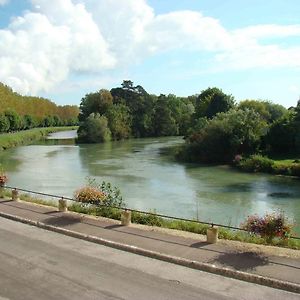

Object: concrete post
[58,198,68,212]
[207,226,219,244]
[12,189,19,201]
[0,183,4,199]
[121,210,131,226]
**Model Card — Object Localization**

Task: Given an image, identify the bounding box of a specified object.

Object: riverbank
[235,155,300,178]
[0,126,78,150]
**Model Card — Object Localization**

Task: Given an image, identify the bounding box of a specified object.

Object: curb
[0,211,299,294]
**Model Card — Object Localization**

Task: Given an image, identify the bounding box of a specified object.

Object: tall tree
[195,87,235,119]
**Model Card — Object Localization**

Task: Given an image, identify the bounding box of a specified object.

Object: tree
[23,114,36,129]
[106,104,132,140]
[153,95,178,136]
[77,113,111,143]
[0,114,9,132]
[4,110,22,131]
[266,107,299,154]
[111,81,154,137]
[182,109,267,163]
[238,100,287,123]
[79,89,113,121]
[195,87,235,119]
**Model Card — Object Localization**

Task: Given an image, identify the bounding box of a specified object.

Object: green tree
[77,113,111,143]
[153,95,178,136]
[106,104,132,140]
[79,89,113,121]
[182,109,267,163]
[23,114,36,129]
[111,81,154,137]
[4,110,22,131]
[195,87,235,119]
[0,114,9,132]
[238,100,287,123]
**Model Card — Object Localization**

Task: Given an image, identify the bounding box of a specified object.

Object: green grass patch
[0,126,78,150]
[237,154,300,177]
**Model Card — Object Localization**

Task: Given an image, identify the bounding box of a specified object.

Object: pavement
[0,198,299,294]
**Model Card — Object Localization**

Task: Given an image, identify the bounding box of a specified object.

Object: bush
[241,212,293,242]
[238,155,274,172]
[290,164,300,176]
[74,186,107,205]
[74,177,125,208]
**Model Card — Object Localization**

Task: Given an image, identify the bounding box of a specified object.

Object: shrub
[238,155,274,172]
[241,212,293,242]
[74,186,107,206]
[290,164,300,176]
[74,177,125,208]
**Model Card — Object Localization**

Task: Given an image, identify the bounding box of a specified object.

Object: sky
[0,0,300,107]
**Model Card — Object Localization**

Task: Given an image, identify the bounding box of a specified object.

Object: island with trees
[78,80,300,177]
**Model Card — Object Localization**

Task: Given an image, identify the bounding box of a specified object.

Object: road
[0,217,298,300]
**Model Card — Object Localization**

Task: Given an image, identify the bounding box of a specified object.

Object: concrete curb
[0,211,299,294]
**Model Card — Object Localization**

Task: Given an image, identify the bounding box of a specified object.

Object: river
[0,130,299,233]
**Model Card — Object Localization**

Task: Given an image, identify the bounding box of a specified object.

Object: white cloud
[0,0,9,6]
[0,0,116,94]
[0,0,300,95]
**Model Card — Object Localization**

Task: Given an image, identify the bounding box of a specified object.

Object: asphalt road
[0,217,298,300]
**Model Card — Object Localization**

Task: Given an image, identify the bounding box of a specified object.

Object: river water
[1,130,299,233]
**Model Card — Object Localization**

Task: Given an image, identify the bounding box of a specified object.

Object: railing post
[207,225,219,244]
[58,197,68,212]
[0,183,4,199]
[121,209,131,226]
[12,188,19,201]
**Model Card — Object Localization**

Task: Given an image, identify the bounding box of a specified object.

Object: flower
[0,174,8,185]
[241,212,293,242]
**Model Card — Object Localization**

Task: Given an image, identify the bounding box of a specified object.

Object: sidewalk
[0,198,299,292]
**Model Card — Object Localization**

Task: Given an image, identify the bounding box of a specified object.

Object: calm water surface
[1,130,299,233]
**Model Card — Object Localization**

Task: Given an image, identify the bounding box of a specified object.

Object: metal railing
[2,185,300,240]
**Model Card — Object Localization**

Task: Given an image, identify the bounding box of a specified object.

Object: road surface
[0,217,298,300]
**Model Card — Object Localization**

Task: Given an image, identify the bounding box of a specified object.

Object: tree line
[78,80,300,163]
[0,83,79,133]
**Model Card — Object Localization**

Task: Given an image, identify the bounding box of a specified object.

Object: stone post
[0,182,4,199]
[207,226,219,244]
[121,209,131,226]
[58,198,68,212]
[12,189,19,201]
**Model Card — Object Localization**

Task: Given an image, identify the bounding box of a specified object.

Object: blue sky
[0,0,300,107]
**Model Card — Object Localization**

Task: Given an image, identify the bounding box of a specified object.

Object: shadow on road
[210,251,269,271]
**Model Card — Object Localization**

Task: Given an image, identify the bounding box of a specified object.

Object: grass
[237,154,300,177]
[1,190,299,250]
[0,126,78,150]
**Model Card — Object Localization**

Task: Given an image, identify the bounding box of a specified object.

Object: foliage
[238,100,287,123]
[85,177,124,207]
[74,186,107,205]
[180,109,267,163]
[106,104,132,140]
[241,212,294,242]
[77,113,111,143]
[195,87,235,119]
[131,210,163,227]
[79,89,113,121]
[0,114,10,133]
[237,155,274,172]
[265,110,298,154]
[0,82,79,128]
[153,95,178,136]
